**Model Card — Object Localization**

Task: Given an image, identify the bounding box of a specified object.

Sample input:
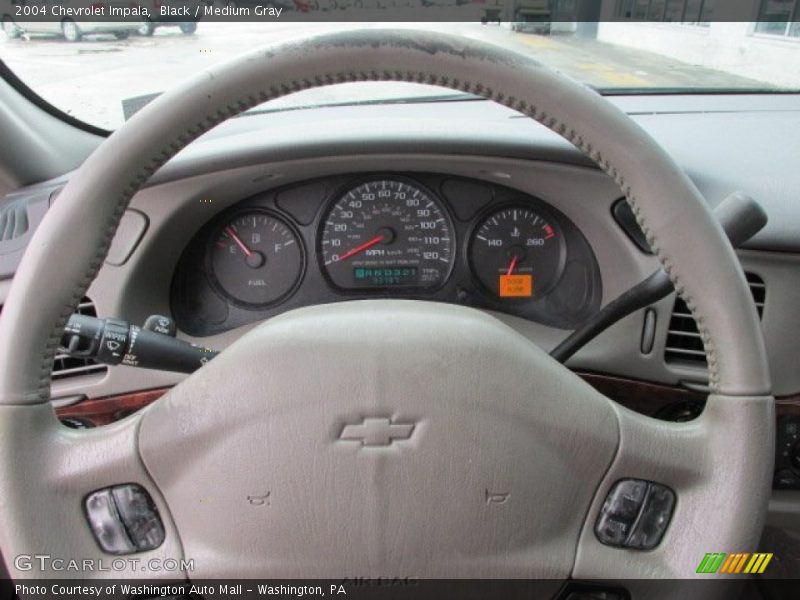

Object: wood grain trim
[579,372,707,418]
[582,372,800,419]
[776,394,800,417]
[56,387,169,427]
[54,377,800,428]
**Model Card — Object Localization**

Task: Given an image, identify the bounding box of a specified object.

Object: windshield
[2,14,800,130]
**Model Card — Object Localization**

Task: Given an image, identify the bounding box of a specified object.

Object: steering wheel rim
[0,29,773,586]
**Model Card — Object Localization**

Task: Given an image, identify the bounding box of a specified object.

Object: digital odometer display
[353,267,418,286]
[320,179,455,290]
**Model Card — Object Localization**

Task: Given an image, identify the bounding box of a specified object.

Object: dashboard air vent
[0,198,29,241]
[52,298,107,381]
[664,272,765,367]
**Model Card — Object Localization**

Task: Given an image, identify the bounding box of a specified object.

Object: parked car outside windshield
[1,8,800,130]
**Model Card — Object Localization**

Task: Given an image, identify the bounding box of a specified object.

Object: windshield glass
[2,14,800,130]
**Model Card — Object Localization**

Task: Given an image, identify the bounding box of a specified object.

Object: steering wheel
[0,30,773,587]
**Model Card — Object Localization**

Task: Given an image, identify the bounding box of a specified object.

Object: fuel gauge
[208,210,304,307]
[468,206,565,300]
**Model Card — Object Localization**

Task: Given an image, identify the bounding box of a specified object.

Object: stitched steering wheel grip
[0,29,773,586]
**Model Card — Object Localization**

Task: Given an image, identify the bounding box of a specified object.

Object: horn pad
[139,300,619,579]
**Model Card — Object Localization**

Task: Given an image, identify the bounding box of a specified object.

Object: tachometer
[320,179,455,289]
[469,205,565,300]
[208,210,303,307]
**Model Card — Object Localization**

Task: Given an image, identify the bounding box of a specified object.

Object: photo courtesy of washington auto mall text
[13,582,349,598]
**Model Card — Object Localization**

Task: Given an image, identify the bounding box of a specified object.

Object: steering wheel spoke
[0,403,185,579]
[574,394,774,579]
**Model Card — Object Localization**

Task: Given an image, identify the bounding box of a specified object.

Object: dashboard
[2,92,800,532]
[171,172,601,337]
[1,76,800,580]
[1,88,800,575]
[2,92,800,406]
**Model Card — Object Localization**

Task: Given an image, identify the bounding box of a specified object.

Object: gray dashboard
[0,92,799,403]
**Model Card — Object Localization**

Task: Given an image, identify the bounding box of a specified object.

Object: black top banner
[0,0,777,24]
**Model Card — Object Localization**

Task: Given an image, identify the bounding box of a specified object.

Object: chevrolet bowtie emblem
[338,417,415,447]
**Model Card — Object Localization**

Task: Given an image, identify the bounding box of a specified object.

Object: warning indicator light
[499,274,533,298]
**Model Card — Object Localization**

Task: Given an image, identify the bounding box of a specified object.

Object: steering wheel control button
[111,485,166,552]
[95,318,130,366]
[625,483,676,549]
[143,314,177,337]
[774,416,800,489]
[594,479,646,546]
[595,479,675,550]
[84,484,164,555]
[84,489,135,554]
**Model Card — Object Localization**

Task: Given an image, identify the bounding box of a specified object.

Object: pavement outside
[0,19,780,130]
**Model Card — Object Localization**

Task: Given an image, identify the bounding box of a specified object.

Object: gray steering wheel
[0,29,773,587]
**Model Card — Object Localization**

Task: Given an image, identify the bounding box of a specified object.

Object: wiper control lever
[61,313,217,374]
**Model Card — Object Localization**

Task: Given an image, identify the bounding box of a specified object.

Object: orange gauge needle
[225,226,253,258]
[337,234,385,262]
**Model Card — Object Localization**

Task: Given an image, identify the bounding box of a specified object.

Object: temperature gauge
[208,210,304,307]
[468,206,565,300]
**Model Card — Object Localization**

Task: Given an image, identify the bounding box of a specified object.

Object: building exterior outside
[596,1,800,87]
[505,1,800,87]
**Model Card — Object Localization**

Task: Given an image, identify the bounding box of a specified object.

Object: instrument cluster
[171,173,602,336]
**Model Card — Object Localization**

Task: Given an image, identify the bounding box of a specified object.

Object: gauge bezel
[205,208,306,310]
[172,173,602,338]
[317,176,458,294]
[466,201,568,304]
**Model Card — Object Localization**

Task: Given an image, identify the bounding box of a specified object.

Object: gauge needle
[337,234,385,262]
[225,226,253,257]
[506,255,519,276]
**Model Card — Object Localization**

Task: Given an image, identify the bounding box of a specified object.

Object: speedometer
[320,179,455,290]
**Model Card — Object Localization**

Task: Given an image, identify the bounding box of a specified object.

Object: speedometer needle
[225,226,253,258]
[337,234,385,262]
